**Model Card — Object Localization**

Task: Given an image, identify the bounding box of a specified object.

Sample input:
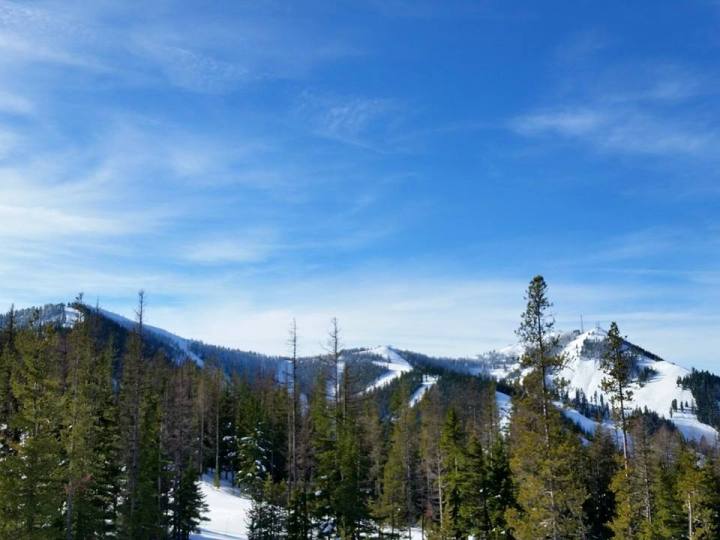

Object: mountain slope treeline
[0,278,719,539]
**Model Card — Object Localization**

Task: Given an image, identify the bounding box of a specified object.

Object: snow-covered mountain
[358,345,413,391]
[478,328,718,443]
[0,303,83,329]
[4,303,717,443]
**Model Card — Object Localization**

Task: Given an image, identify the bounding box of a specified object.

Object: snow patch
[191,475,250,540]
[361,346,413,392]
[495,391,512,431]
[409,375,438,407]
[480,328,718,443]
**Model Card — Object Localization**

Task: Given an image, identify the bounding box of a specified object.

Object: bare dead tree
[287,318,299,493]
[325,317,342,413]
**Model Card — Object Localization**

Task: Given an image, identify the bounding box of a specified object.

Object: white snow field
[480,328,719,444]
[190,473,428,540]
[495,391,512,431]
[409,374,439,407]
[191,476,251,540]
[362,346,414,392]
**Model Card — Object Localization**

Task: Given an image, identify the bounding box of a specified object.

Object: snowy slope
[480,328,718,444]
[495,391,512,431]
[361,346,413,392]
[0,303,83,329]
[98,308,204,366]
[409,375,439,407]
[191,476,250,540]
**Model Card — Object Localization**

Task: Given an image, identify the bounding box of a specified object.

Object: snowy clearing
[191,475,250,540]
[362,346,413,392]
[409,375,439,407]
[495,391,512,431]
[481,328,719,444]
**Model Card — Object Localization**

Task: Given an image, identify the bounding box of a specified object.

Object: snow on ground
[669,412,719,444]
[191,472,426,540]
[482,328,718,443]
[553,400,624,440]
[556,329,716,442]
[495,391,512,431]
[380,527,425,539]
[362,346,413,392]
[556,329,694,416]
[61,306,83,327]
[191,475,250,540]
[409,375,439,407]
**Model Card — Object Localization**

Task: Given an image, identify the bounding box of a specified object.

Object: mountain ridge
[3,302,718,443]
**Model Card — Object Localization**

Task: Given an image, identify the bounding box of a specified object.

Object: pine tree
[0,304,18,456]
[360,399,385,502]
[675,447,720,540]
[170,463,208,539]
[287,487,312,539]
[484,435,514,538]
[609,416,656,539]
[0,317,65,537]
[418,389,444,532]
[62,305,122,538]
[238,422,272,497]
[248,476,287,539]
[600,321,633,471]
[459,433,490,539]
[334,416,371,539]
[516,276,564,447]
[379,397,418,537]
[508,276,588,539]
[439,407,465,539]
[308,370,338,537]
[165,361,206,539]
[583,427,618,540]
[506,374,588,539]
[134,354,171,538]
[118,291,147,535]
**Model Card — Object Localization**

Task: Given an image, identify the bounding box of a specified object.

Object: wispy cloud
[511,106,719,158]
[512,47,720,162]
[0,0,359,94]
[0,90,33,115]
[296,91,404,151]
[137,272,720,369]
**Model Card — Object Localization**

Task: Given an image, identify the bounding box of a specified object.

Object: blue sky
[1,0,720,367]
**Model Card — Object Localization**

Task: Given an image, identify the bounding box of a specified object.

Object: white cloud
[0,90,33,114]
[101,272,715,373]
[183,231,280,264]
[512,106,719,158]
[296,91,403,150]
[511,109,605,136]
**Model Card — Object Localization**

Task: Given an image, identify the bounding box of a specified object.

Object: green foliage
[170,465,208,539]
[459,434,490,537]
[679,369,720,431]
[582,428,618,539]
[0,320,65,538]
[507,382,589,539]
[439,408,465,538]
[4,286,720,540]
[378,399,419,535]
[248,477,287,539]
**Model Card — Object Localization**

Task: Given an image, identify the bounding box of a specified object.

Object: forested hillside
[1,278,719,539]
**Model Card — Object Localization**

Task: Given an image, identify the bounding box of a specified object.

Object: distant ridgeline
[0,303,409,395]
[2,286,720,539]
